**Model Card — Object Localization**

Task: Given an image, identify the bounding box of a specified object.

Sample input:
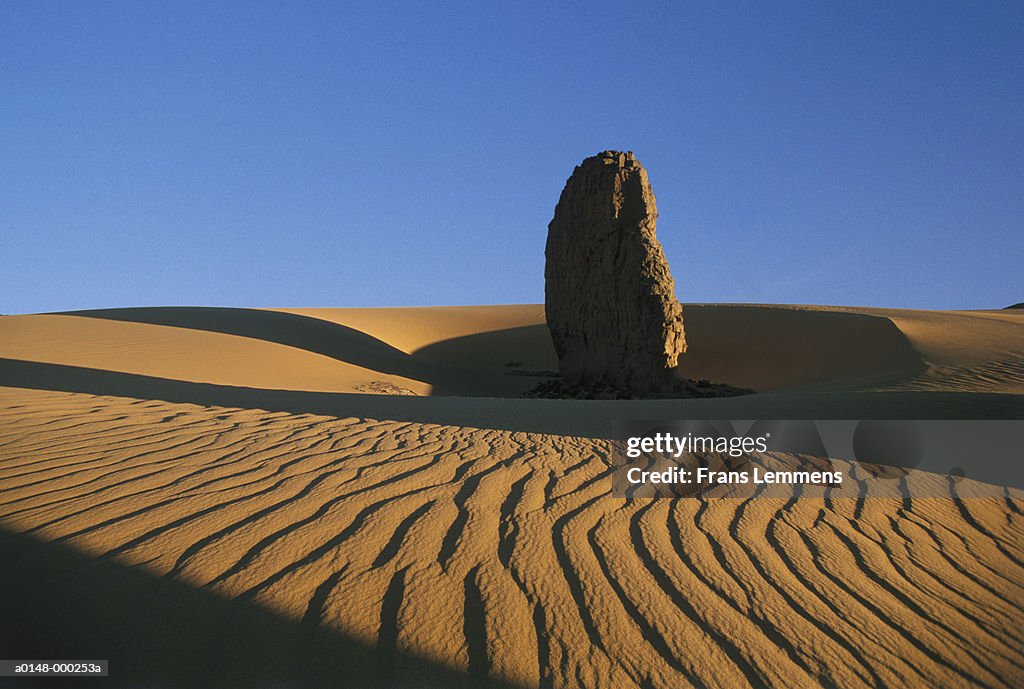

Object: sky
[2,1,1022,314]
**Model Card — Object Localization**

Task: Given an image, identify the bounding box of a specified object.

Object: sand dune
[0,303,1021,401]
[0,304,1022,687]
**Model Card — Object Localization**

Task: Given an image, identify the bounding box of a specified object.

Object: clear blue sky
[2,2,1021,314]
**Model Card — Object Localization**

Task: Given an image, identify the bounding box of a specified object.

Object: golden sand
[0,304,1021,687]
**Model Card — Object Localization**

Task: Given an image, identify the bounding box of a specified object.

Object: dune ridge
[0,303,1020,400]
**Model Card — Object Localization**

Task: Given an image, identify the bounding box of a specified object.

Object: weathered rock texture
[545,150,686,392]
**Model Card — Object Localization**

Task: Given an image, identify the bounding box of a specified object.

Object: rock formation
[544,150,686,393]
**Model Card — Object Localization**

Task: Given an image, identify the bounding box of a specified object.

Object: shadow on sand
[1,358,1021,440]
[60,307,492,396]
[412,324,556,373]
[62,305,930,396]
[0,526,521,689]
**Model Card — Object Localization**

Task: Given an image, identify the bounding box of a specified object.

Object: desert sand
[0,303,1022,688]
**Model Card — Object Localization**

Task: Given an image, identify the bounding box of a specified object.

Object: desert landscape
[4,3,1022,686]
[1,301,1022,688]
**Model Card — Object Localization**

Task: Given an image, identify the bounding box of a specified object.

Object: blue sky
[2,2,1021,314]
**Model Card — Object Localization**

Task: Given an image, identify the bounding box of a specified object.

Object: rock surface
[544,150,686,392]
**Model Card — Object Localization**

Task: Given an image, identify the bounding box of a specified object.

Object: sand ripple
[1,389,1022,688]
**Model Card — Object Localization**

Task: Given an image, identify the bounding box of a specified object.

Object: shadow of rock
[676,306,927,392]
[412,307,928,397]
[412,324,556,373]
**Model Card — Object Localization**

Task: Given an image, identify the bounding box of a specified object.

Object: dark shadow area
[59,307,483,396]
[520,377,753,400]
[0,526,523,689]
[413,306,928,396]
[2,359,1021,440]
[417,324,755,399]
[413,325,556,372]
[675,306,928,392]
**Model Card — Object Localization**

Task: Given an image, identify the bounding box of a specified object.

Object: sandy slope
[0,304,1022,688]
[0,302,1022,408]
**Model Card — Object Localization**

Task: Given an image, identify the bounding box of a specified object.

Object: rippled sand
[0,304,1021,687]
